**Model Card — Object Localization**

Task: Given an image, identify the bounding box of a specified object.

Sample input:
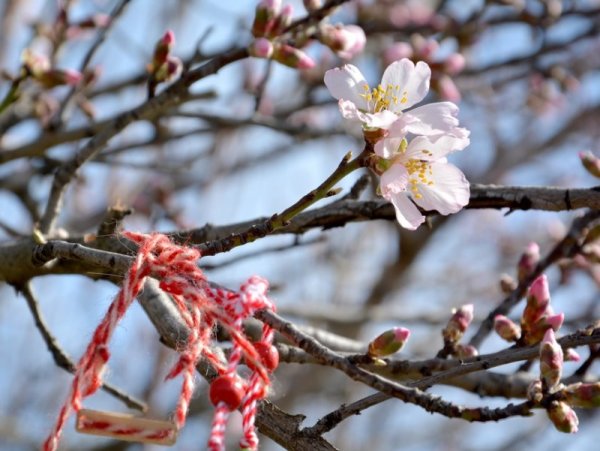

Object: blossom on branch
[325,58,471,229]
[377,134,470,229]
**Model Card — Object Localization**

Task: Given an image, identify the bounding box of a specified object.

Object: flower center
[361,83,408,113]
[404,154,434,199]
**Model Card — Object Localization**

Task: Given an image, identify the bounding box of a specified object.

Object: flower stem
[197,148,366,256]
[0,77,24,116]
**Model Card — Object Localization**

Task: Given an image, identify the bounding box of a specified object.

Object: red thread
[43,232,277,451]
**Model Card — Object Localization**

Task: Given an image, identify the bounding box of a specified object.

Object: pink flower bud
[494,315,521,342]
[303,0,322,11]
[249,38,274,58]
[162,29,176,46]
[35,68,83,88]
[367,327,411,357]
[442,304,473,343]
[455,344,478,359]
[152,30,176,69]
[522,274,550,326]
[267,4,293,38]
[437,75,461,102]
[444,53,466,75]
[318,24,366,60]
[564,348,581,362]
[518,242,540,283]
[580,151,600,178]
[544,312,564,332]
[383,42,414,66]
[547,401,579,433]
[411,34,438,59]
[539,328,563,390]
[272,44,315,69]
[523,310,563,345]
[252,0,282,37]
[563,382,600,408]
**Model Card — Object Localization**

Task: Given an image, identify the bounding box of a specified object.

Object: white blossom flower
[377,133,470,229]
[324,58,466,135]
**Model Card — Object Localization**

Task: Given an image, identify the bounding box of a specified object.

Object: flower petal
[404,134,470,161]
[339,100,398,128]
[405,102,469,137]
[380,163,409,196]
[375,136,403,158]
[381,59,431,111]
[389,192,425,230]
[412,162,470,215]
[324,64,369,109]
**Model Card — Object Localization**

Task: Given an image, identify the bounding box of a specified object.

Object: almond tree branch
[469,209,600,348]
[255,309,534,423]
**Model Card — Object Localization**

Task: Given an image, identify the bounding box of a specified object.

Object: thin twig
[18,281,147,412]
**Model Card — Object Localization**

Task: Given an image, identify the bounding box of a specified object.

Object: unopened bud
[35,68,83,88]
[152,30,176,69]
[499,273,517,293]
[494,315,521,342]
[547,401,578,433]
[522,310,563,345]
[383,42,414,66]
[539,328,563,390]
[153,56,182,83]
[249,38,274,59]
[272,44,315,69]
[74,13,111,29]
[522,274,550,327]
[252,0,282,37]
[444,53,466,75]
[367,327,411,357]
[564,348,581,362]
[436,75,461,102]
[442,304,473,343]
[563,382,600,408]
[303,0,322,11]
[455,344,478,359]
[518,242,540,283]
[268,4,293,38]
[580,151,600,178]
[318,24,366,60]
[411,34,438,59]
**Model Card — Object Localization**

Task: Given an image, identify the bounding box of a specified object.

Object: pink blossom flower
[377,134,470,229]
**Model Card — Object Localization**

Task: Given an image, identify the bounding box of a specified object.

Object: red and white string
[43,232,276,451]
